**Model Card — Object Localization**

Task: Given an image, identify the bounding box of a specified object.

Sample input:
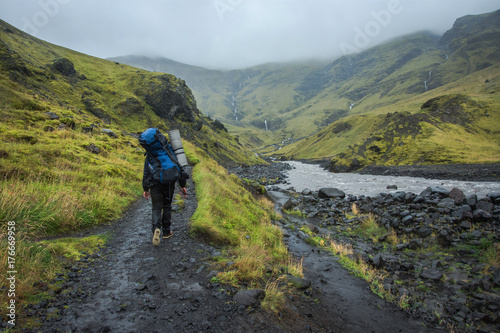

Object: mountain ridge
[110,9,500,168]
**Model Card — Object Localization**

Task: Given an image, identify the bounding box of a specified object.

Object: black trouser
[150,182,176,234]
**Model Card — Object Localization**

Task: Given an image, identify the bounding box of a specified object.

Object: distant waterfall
[349,103,355,110]
[265,120,268,131]
[423,70,432,91]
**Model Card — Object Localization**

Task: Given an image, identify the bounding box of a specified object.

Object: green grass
[189,145,302,311]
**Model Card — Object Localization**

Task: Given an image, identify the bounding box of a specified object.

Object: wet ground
[24,167,446,333]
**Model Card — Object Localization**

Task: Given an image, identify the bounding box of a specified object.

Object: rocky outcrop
[52,58,77,77]
[135,74,200,123]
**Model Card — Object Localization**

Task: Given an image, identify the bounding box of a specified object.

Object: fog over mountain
[1,0,499,69]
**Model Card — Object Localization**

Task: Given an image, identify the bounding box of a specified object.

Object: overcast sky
[1,0,499,69]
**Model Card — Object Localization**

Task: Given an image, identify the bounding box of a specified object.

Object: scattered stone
[372,254,385,268]
[417,227,432,238]
[282,198,297,210]
[85,143,100,154]
[297,230,310,241]
[233,289,265,308]
[449,188,466,205]
[101,129,117,138]
[285,275,312,289]
[45,111,59,120]
[436,230,451,247]
[421,268,444,281]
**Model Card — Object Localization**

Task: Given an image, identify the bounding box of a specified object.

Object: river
[274,161,500,198]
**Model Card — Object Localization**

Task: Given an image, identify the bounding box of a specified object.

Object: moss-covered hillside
[0,19,261,168]
[271,70,500,169]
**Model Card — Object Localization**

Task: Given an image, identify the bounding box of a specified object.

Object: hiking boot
[163,230,173,239]
[152,228,161,246]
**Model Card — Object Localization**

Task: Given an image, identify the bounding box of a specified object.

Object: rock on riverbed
[231,162,500,333]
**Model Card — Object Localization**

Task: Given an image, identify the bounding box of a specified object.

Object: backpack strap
[161,141,185,173]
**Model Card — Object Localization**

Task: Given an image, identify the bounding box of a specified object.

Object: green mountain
[108,55,325,146]
[111,9,500,167]
[273,9,500,168]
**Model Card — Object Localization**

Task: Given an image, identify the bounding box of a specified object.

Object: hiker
[140,128,188,246]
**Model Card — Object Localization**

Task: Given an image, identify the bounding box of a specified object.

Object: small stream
[274,161,500,198]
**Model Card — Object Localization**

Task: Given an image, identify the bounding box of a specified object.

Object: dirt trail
[28,170,284,333]
[283,233,444,333]
[27,167,444,333]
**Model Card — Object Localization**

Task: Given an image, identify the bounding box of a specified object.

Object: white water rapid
[275,161,500,198]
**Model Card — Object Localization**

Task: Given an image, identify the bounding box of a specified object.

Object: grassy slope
[272,64,500,167]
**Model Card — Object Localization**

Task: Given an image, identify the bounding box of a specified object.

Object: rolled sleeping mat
[168,129,188,167]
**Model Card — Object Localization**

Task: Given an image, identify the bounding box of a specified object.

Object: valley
[0,7,499,333]
[111,9,500,170]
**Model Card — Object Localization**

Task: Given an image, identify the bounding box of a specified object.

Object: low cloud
[1,0,499,69]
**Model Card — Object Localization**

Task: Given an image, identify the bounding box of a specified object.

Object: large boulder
[135,74,200,123]
[449,188,466,205]
[52,58,76,76]
[318,187,346,199]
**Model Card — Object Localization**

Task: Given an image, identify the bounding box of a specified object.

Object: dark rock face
[136,75,199,123]
[52,58,77,77]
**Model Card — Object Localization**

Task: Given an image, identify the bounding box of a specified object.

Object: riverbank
[291,159,500,182]
[231,161,500,333]
[359,163,500,182]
